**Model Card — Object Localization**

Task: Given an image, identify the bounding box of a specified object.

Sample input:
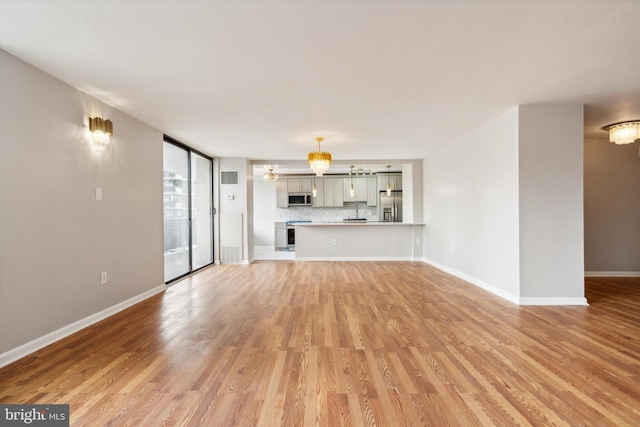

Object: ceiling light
[604,121,640,145]
[263,168,278,181]
[89,117,113,154]
[386,165,392,196]
[308,137,332,176]
[349,165,355,197]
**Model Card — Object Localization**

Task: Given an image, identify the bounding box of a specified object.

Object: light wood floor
[1,262,639,426]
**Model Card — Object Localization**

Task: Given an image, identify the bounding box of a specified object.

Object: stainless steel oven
[287,226,295,248]
[285,220,311,250]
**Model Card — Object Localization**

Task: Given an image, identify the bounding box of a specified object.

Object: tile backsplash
[275,202,378,222]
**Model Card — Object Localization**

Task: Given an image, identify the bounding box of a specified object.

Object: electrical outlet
[332,239,338,245]
[100,272,108,284]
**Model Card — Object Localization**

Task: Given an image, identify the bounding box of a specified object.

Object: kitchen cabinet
[333,178,344,206]
[367,177,377,206]
[343,177,367,202]
[287,178,312,193]
[276,179,288,208]
[323,178,344,207]
[389,174,402,191]
[378,173,402,192]
[274,222,287,249]
[311,179,324,207]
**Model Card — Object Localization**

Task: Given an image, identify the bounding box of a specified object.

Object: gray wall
[0,50,164,354]
[423,107,521,300]
[423,105,587,304]
[518,105,585,300]
[584,136,640,273]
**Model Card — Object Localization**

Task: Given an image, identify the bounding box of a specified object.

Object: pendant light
[386,165,391,196]
[349,165,355,197]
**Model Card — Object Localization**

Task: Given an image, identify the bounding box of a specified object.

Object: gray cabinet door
[333,178,344,206]
[276,180,288,207]
[275,228,287,249]
[344,177,367,202]
[312,179,324,207]
[367,177,377,206]
[287,178,312,193]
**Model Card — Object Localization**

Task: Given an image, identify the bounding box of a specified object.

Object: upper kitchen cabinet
[390,174,402,190]
[311,179,324,207]
[287,178,312,193]
[323,178,344,207]
[276,179,288,208]
[343,177,368,202]
[378,173,402,192]
[367,177,377,206]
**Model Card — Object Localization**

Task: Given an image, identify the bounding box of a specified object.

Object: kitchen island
[294,222,424,261]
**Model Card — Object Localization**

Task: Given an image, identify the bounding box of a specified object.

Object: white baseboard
[584,271,640,277]
[294,256,415,262]
[420,258,589,306]
[421,257,520,304]
[518,297,588,305]
[0,284,166,369]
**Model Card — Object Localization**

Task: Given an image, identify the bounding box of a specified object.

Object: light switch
[96,188,103,200]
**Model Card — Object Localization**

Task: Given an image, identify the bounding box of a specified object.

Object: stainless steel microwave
[288,193,312,206]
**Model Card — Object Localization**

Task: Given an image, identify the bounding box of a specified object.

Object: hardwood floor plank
[1,262,639,426]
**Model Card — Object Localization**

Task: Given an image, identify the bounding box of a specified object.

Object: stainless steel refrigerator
[379,190,402,222]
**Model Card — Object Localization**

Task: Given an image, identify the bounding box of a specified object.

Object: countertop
[295,221,424,226]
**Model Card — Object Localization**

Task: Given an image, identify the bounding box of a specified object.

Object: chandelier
[604,120,640,145]
[263,168,278,181]
[308,137,332,176]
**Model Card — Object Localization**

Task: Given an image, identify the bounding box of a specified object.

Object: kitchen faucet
[355,203,359,219]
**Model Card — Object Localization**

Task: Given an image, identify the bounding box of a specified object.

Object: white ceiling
[1,1,639,175]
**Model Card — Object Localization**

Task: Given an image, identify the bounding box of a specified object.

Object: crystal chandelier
[308,137,332,176]
[604,121,640,145]
[263,168,278,181]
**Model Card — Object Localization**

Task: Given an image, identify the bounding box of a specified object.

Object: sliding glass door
[163,137,213,283]
[191,152,213,270]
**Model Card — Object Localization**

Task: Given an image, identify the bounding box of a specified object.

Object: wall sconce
[89,117,113,154]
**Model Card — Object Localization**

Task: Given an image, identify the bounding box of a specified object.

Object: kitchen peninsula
[295,221,424,261]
